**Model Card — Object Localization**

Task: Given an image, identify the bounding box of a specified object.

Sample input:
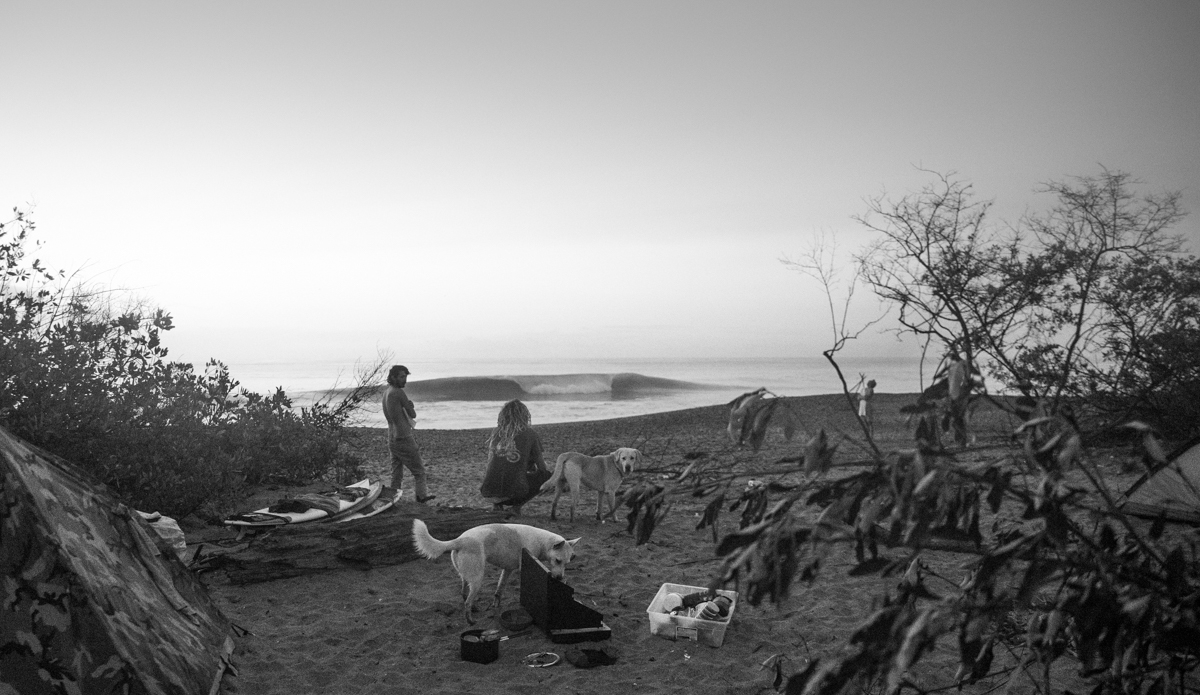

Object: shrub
[0,209,378,519]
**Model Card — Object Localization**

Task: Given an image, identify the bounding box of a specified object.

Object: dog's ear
[552,538,582,557]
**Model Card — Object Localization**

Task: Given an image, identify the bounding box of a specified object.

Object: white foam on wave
[511,374,614,395]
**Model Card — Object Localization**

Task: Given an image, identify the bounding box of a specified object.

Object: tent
[1,425,234,695]
[1120,436,1200,525]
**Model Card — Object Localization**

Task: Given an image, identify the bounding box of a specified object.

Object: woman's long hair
[486,399,532,459]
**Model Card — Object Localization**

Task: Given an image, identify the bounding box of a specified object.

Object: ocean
[225,356,928,430]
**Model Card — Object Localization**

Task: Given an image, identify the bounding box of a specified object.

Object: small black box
[459,629,499,664]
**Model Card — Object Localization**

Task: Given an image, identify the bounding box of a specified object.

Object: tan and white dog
[540,447,642,522]
[411,519,580,624]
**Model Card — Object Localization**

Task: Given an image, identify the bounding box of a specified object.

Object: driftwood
[203,502,507,585]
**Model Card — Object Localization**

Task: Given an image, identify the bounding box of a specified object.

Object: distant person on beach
[382,365,435,503]
[934,351,980,447]
[857,378,876,436]
[480,399,550,516]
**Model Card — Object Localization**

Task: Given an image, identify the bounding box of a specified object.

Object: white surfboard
[333,486,401,523]
[224,479,382,527]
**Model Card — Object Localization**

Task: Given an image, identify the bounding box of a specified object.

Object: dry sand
[198,393,1133,694]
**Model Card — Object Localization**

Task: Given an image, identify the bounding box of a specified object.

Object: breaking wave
[402,373,710,402]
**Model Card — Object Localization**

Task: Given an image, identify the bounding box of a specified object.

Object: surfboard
[224,479,382,527]
[325,480,385,521]
[333,486,401,523]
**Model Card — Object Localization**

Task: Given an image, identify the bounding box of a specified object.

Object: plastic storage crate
[646,583,738,648]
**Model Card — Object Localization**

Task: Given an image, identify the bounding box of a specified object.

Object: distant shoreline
[261,356,933,429]
[350,391,927,435]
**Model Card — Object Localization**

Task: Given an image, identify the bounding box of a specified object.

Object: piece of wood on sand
[203,502,507,585]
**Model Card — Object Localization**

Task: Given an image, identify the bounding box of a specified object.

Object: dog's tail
[411,518,455,560]
[539,455,569,492]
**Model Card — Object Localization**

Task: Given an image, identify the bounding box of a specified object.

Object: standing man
[383,365,435,503]
[857,378,877,437]
[940,351,979,447]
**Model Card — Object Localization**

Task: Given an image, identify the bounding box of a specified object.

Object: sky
[3,1,1198,370]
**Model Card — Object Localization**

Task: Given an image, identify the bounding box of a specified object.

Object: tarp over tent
[0,425,234,695]
[1120,436,1200,525]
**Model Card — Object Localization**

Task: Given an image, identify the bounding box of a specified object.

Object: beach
[197,393,1117,695]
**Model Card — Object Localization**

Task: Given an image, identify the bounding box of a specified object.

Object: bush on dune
[0,208,379,520]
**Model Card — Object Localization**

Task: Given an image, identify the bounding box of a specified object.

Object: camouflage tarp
[0,426,234,695]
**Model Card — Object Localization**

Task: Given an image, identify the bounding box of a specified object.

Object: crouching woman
[480,399,550,516]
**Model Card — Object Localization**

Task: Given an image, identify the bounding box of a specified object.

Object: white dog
[540,447,642,522]
[411,519,580,624]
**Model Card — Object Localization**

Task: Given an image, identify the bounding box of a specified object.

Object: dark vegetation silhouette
[623,171,1199,694]
[855,169,1198,440]
[0,208,383,519]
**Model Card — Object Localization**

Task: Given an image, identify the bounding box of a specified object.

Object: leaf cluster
[727,388,800,451]
[724,408,1199,695]
[623,481,671,545]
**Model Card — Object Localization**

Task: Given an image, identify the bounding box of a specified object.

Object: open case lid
[519,548,605,632]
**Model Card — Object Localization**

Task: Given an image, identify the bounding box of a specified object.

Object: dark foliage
[857,170,1197,439]
[720,409,1200,695]
[623,481,670,545]
[727,388,800,451]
